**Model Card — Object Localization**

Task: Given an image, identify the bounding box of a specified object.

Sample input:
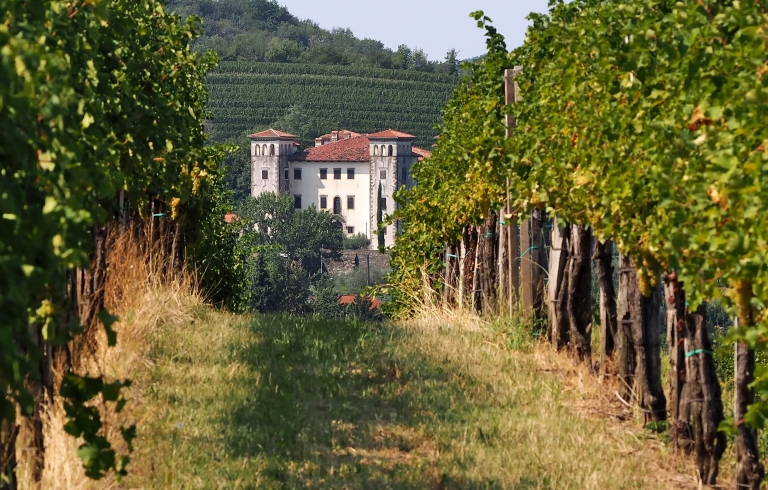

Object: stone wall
[325,249,390,276]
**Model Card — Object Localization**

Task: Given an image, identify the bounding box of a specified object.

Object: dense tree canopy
[167,0,460,73]
[236,192,343,276]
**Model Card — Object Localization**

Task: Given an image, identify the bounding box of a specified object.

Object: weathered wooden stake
[664,273,725,484]
[472,226,480,312]
[564,224,592,362]
[594,239,617,374]
[458,232,466,309]
[504,69,522,311]
[686,306,725,483]
[478,212,498,314]
[617,255,666,422]
[734,317,765,489]
[444,242,459,307]
[498,207,508,313]
[665,273,687,450]
[548,217,568,349]
[520,211,545,318]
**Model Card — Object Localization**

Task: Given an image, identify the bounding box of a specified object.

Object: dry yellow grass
[18,228,202,490]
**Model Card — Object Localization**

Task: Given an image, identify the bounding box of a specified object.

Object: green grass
[127,308,685,489]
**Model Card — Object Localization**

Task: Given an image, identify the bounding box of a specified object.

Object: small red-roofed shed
[339,294,382,310]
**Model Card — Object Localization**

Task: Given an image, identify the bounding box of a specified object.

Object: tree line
[167,0,461,74]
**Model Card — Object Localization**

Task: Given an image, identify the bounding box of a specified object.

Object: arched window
[333,196,342,214]
[255,145,260,156]
[373,145,378,156]
[262,144,267,155]
[381,145,386,155]
[270,144,275,156]
[388,145,393,156]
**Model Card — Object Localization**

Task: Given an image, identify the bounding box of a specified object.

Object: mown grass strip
[128,309,693,489]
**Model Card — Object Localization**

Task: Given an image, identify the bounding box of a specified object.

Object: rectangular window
[380,169,387,180]
[333,168,342,179]
[380,197,387,211]
[320,196,327,209]
[347,196,355,210]
[402,166,407,181]
[261,169,268,180]
[284,169,289,180]
[346,226,355,234]
[347,168,355,179]
[320,168,327,180]
[294,168,302,180]
[294,195,301,209]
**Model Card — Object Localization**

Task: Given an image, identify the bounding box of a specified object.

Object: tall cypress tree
[377,182,385,250]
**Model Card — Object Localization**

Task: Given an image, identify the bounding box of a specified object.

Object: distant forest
[167,0,460,74]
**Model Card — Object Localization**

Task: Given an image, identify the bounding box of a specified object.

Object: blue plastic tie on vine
[446,254,458,258]
[685,349,712,358]
[152,213,165,217]
[499,221,507,225]
[519,246,539,259]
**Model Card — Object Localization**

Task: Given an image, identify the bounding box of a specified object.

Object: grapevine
[1,0,231,480]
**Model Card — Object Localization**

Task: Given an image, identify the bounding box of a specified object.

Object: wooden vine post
[594,240,617,373]
[617,255,666,422]
[503,67,522,312]
[664,272,726,483]
[548,218,568,348]
[564,224,592,361]
[733,316,765,489]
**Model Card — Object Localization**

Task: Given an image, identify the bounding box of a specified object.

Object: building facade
[249,128,430,249]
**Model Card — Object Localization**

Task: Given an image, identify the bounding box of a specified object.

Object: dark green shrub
[343,233,370,250]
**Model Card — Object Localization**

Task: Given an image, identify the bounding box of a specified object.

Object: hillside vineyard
[206,62,459,147]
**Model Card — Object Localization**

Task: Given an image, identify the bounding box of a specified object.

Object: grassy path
[126,308,696,489]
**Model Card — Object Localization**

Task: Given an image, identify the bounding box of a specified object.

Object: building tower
[368,130,415,248]
[248,129,298,197]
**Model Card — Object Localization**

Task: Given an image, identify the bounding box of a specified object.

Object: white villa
[249,128,430,249]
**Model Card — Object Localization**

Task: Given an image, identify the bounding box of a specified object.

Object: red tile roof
[315,130,361,145]
[412,146,431,160]
[367,129,416,139]
[291,133,431,163]
[291,135,370,162]
[339,294,382,309]
[248,128,297,139]
[224,213,239,223]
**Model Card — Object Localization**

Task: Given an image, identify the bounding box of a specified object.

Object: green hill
[209,62,459,202]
